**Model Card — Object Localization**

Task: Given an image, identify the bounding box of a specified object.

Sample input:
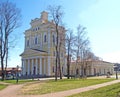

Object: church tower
[20,11,66,77]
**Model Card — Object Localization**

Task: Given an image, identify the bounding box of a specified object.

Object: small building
[0,67,21,77]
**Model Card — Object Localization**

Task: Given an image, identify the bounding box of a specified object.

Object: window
[53,35,55,43]
[44,35,47,42]
[36,28,37,31]
[27,40,29,46]
[61,52,63,57]
[35,37,38,44]
[53,66,54,73]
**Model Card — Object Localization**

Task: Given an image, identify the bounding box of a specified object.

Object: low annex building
[70,60,114,77]
[20,11,66,77]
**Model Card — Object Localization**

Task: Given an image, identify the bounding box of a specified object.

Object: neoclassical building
[70,60,114,77]
[20,11,66,77]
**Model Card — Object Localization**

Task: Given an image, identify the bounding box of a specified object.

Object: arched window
[35,37,38,44]
[27,40,29,46]
[44,35,47,42]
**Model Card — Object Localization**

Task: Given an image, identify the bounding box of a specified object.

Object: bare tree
[0,1,21,80]
[65,29,75,79]
[74,25,90,78]
[48,5,64,81]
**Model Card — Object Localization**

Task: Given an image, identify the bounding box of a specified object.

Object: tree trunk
[58,48,62,79]
[5,40,8,79]
[1,58,4,81]
[67,43,70,79]
[58,41,62,79]
[67,54,70,79]
[55,46,58,81]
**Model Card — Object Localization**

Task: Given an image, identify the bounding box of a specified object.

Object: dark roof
[31,48,48,53]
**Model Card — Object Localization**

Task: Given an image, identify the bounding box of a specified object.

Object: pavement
[0,78,120,97]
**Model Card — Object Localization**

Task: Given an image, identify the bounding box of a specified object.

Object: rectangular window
[44,35,47,42]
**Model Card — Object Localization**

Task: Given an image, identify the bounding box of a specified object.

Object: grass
[0,84,7,90]
[68,82,120,97]
[20,78,114,95]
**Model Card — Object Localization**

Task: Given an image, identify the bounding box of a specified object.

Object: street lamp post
[116,68,118,80]
[114,65,118,80]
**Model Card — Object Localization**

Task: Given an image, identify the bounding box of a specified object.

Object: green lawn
[68,82,120,97]
[0,84,7,90]
[20,78,114,95]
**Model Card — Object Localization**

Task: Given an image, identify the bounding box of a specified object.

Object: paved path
[0,84,23,97]
[0,79,120,97]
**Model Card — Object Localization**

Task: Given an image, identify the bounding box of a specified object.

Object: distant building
[20,11,66,77]
[0,67,21,76]
[70,60,114,77]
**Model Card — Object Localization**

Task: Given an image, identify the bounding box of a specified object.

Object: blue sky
[4,0,120,67]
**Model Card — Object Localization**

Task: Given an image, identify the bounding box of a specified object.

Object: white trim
[23,56,46,60]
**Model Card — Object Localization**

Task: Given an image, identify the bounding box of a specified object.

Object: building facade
[20,11,66,77]
[70,60,114,77]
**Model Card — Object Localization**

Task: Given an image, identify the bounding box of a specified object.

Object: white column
[31,59,33,75]
[27,59,30,75]
[36,58,38,75]
[48,56,51,76]
[22,59,24,75]
[39,57,42,75]
[44,58,46,75]
[24,60,26,75]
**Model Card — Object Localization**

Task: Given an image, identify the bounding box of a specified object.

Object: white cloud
[99,51,120,63]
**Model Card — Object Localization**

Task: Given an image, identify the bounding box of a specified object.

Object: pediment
[20,48,47,57]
